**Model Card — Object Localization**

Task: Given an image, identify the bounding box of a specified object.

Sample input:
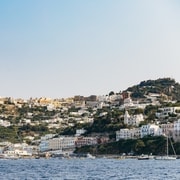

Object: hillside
[75,136,180,156]
[125,78,180,101]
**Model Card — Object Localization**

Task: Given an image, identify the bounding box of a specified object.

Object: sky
[0,0,180,99]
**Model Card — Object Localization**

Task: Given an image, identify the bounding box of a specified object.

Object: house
[174,119,180,131]
[0,119,11,127]
[39,141,49,152]
[41,134,57,141]
[47,104,55,111]
[75,129,86,136]
[116,128,140,141]
[123,98,134,107]
[140,124,162,138]
[75,137,97,147]
[124,110,144,126]
[156,107,180,118]
[160,123,174,136]
[173,119,180,142]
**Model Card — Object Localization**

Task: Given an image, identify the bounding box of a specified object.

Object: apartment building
[116,128,140,141]
[140,124,162,138]
[124,111,144,126]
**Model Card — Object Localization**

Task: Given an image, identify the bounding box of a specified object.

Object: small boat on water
[137,153,154,160]
[138,155,149,160]
[155,156,176,160]
[86,153,95,159]
[0,153,19,160]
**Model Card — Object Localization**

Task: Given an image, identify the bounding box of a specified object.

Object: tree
[109,91,115,96]
[134,140,145,154]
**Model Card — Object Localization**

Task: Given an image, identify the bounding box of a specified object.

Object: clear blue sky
[1,0,180,99]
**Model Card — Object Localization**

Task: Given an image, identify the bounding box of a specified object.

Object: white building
[4,149,32,157]
[47,104,55,111]
[140,124,162,138]
[75,129,86,136]
[174,119,180,131]
[99,112,108,117]
[39,136,76,152]
[75,137,97,147]
[173,119,180,142]
[116,128,140,141]
[123,98,134,107]
[49,136,75,151]
[39,141,49,152]
[156,107,180,118]
[97,95,108,102]
[160,123,174,136]
[0,119,11,127]
[4,143,33,157]
[41,134,57,141]
[124,111,144,126]
[108,94,122,102]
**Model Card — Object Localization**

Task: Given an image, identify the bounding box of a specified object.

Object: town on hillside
[0,78,180,159]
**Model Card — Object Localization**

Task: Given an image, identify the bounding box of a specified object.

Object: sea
[0,158,179,180]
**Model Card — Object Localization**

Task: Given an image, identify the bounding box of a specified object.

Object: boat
[155,135,176,160]
[138,154,150,160]
[0,153,19,160]
[155,156,176,160]
[86,153,95,159]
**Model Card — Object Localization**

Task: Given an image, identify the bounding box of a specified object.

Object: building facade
[124,111,144,126]
[116,128,140,141]
[140,124,162,138]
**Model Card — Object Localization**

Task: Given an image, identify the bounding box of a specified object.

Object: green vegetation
[60,107,125,137]
[75,136,180,155]
[0,126,20,143]
[0,123,50,143]
[19,124,49,135]
[126,78,180,100]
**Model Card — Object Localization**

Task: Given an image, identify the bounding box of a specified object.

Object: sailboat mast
[167,136,168,157]
[169,136,177,157]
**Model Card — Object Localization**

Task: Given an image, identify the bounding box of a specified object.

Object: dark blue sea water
[0,158,179,180]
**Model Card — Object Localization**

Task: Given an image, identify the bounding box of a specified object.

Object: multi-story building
[49,136,76,151]
[123,98,134,108]
[116,128,140,141]
[173,119,180,137]
[160,123,174,136]
[140,124,162,138]
[39,136,76,152]
[124,111,144,126]
[172,119,180,142]
[39,141,49,152]
[75,137,97,147]
[156,107,180,118]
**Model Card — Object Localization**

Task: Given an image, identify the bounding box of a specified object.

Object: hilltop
[125,78,180,101]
